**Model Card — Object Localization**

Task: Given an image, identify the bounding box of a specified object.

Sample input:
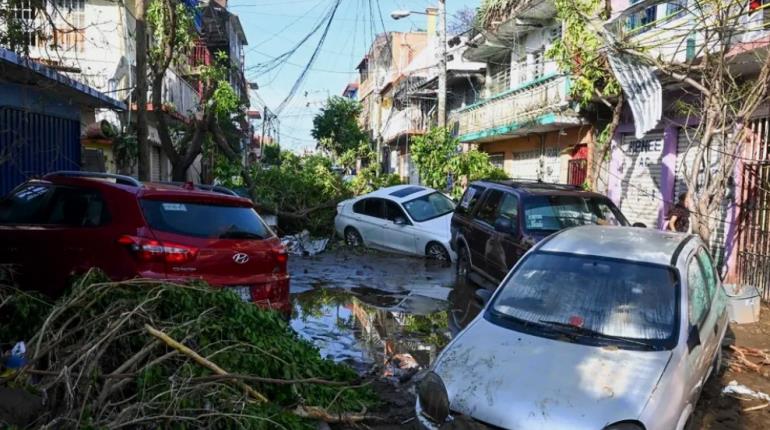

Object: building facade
[456,0,592,186]
[0,47,125,194]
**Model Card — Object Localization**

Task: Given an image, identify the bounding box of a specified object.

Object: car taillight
[118,235,198,264]
[273,249,287,273]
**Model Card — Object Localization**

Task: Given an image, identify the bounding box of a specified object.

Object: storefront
[478,127,591,183]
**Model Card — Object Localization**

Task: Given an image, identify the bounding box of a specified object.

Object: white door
[380,199,418,255]
[616,133,665,228]
[350,197,386,247]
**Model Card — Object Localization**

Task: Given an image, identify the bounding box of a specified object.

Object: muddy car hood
[433,317,672,429]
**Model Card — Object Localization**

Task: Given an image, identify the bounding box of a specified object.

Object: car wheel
[345,227,363,247]
[426,242,450,262]
[456,245,471,286]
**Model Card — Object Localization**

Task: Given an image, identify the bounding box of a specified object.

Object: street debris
[282,230,329,256]
[0,271,375,428]
[727,345,770,373]
[722,380,770,402]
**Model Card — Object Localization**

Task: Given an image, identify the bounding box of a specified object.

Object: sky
[229,0,478,152]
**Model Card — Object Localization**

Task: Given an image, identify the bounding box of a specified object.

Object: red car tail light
[273,248,288,273]
[118,235,198,264]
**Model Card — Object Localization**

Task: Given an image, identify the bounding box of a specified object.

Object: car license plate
[232,286,252,302]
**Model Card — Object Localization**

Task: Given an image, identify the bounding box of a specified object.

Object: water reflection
[290,278,486,377]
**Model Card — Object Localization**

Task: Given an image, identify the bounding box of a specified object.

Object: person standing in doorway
[667,192,691,233]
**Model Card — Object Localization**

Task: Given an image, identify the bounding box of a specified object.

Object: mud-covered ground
[290,245,770,429]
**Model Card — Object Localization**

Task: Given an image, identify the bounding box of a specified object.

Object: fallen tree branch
[144,324,268,403]
[192,374,350,386]
[252,201,338,220]
[293,404,380,424]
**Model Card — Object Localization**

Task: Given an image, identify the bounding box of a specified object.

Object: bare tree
[144,0,239,182]
[611,0,770,242]
[448,6,477,35]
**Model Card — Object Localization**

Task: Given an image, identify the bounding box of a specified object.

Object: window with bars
[52,0,85,51]
[626,0,658,33]
[6,0,40,47]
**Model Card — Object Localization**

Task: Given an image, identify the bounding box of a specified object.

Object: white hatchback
[334,185,457,261]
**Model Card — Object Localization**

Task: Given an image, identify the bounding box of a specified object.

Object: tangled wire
[0,270,377,429]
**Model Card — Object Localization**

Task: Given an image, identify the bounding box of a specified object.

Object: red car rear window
[140,200,272,240]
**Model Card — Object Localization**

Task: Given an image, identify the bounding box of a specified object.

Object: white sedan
[335,185,457,261]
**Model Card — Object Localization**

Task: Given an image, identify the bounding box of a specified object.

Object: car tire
[426,242,450,261]
[456,245,472,286]
[345,227,363,247]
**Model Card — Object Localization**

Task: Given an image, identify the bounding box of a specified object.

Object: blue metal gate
[0,107,80,195]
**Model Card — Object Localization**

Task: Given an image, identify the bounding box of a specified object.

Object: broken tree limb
[144,324,268,403]
[292,405,380,424]
[191,374,352,386]
[744,403,770,412]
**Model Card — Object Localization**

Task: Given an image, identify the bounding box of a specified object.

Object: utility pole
[437,0,447,128]
[261,106,268,148]
[135,0,150,181]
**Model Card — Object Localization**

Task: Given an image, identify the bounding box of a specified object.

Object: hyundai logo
[232,252,250,264]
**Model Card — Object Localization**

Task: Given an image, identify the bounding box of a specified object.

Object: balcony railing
[153,67,200,117]
[455,73,571,140]
[381,107,427,143]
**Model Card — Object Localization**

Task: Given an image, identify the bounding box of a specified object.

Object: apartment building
[4,0,249,181]
[606,0,770,292]
[455,0,593,186]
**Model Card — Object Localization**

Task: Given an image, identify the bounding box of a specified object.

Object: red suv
[0,172,290,314]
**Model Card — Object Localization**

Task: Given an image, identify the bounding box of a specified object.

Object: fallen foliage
[0,271,376,429]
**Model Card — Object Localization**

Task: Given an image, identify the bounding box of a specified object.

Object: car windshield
[490,252,678,350]
[402,192,456,222]
[141,200,272,240]
[523,195,628,232]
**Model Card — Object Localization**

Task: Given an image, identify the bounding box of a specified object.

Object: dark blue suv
[451,180,630,289]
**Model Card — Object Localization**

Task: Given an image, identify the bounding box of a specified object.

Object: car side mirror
[633,222,647,228]
[475,289,493,306]
[494,217,514,234]
[394,216,407,226]
[687,325,701,352]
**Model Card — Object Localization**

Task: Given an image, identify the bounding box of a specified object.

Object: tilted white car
[335,185,457,261]
[416,225,728,430]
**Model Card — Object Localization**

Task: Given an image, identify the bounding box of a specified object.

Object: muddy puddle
[289,247,485,377]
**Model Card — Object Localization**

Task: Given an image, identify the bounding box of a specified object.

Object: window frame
[497,192,520,231]
[457,185,487,216]
[0,183,54,225]
[475,189,504,226]
[686,248,713,328]
[354,197,386,219]
[43,185,112,228]
[385,199,411,224]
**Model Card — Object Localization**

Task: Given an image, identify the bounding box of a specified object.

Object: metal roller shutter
[617,133,666,228]
[675,129,729,265]
[151,146,162,182]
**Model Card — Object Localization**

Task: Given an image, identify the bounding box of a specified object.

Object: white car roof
[365,185,437,203]
[539,225,695,267]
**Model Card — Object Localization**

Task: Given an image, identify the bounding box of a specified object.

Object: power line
[275,0,343,114]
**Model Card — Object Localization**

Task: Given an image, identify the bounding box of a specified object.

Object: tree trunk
[588,94,624,191]
[135,0,150,181]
